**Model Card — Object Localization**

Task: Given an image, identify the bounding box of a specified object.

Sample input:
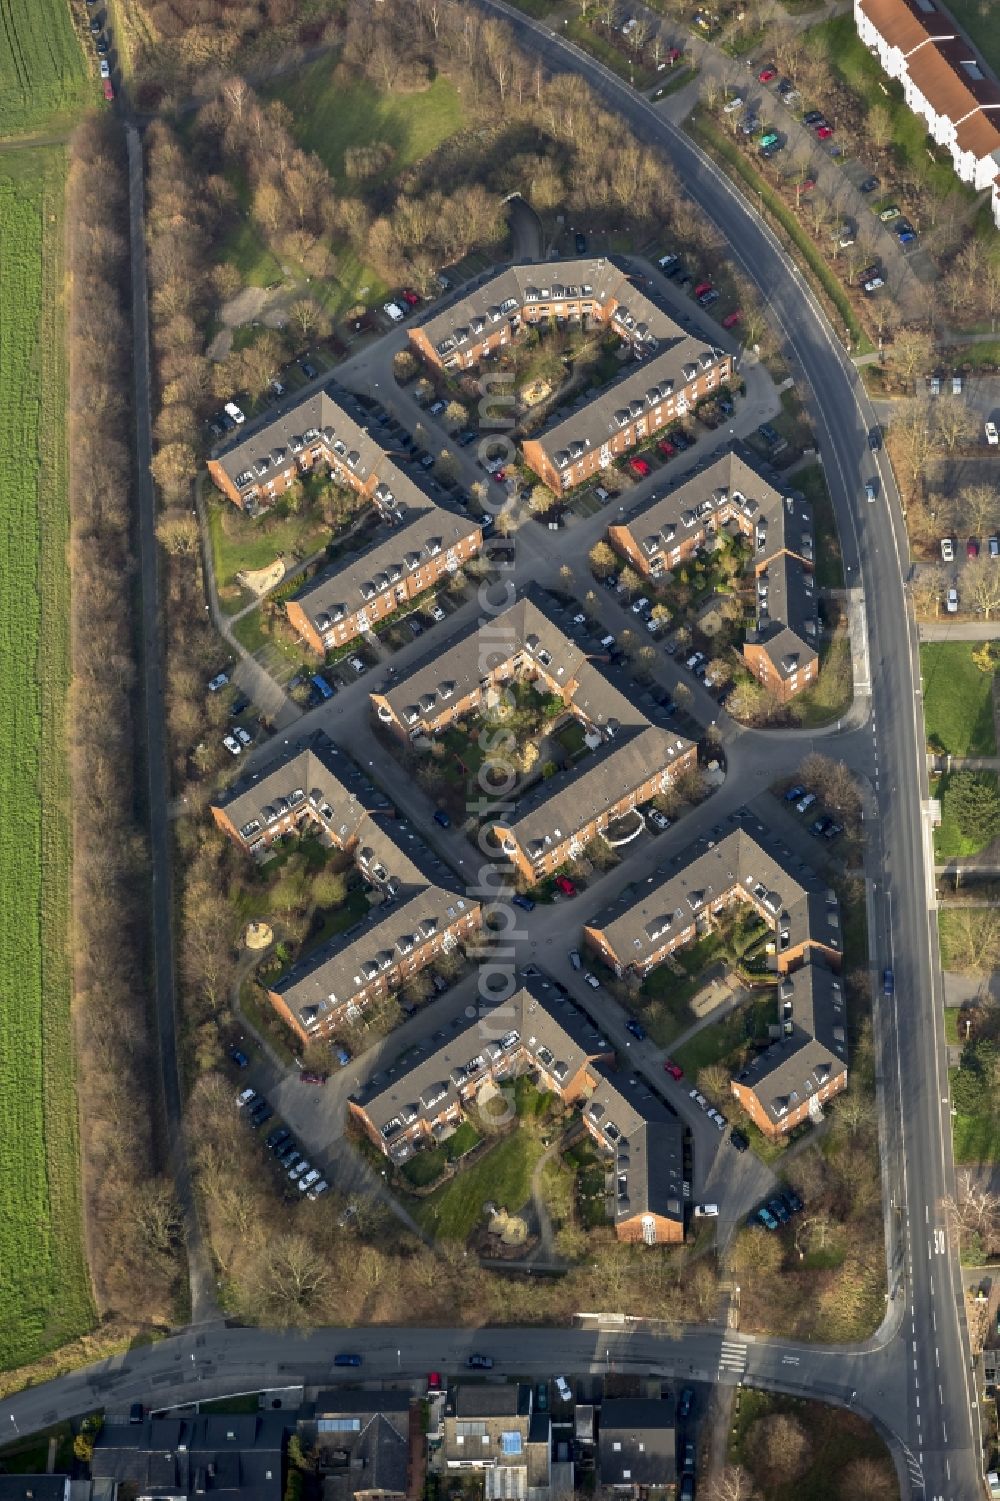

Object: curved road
[465,5,978,1494]
[85,25,977,1499]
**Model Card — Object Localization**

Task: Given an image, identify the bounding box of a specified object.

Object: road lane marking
[936,1347,940,1366]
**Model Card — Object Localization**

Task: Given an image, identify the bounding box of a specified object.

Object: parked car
[222,735,241,757]
[298,1169,322,1193]
[555,875,577,896]
[859,175,880,193]
[986,421,999,446]
[433,808,451,828]
[584,972,601,989]
[300,362,317,379]
[694,1202,719,1217]
[569,949,582,969]
[941,536,955,562]
[795,792,816,814]
[664,1058,684,1080]
[816,123,833,139]
[307,1180,329,1200]
[723,94,744,113]
[879,205,901,222]
[648,808,672,831]
[721,310,741,328]
[429,603,446,622]
[729,1128,749,1152]
[208,671,230,693]
[229,1047,249,1069]
[990,536,999,559]
[625,1017,647,1040]
[968,536,980,559]
[334,1353,363,1368]
[677,1388,694,1420]
[869,425,882,451]
[224,401,245,425]
[512,894,535,912]
[300,1070,326,1086]
[628,456,651,478]
[468,1354,494,1369]
[768,1197,790,1224]
[783,783,805,802]
[657,437,676,458]
[555,1376,572,1401]
[99,58,110,78]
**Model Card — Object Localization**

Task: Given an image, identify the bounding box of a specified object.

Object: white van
[694,1203,719,1217]
[383,302,405,322]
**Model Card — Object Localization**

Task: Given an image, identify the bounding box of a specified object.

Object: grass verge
[919,642,996,757]
[789,628,853,728]
[792,462,843,589]
[730,1390,899,1499]
[688,110,873,354]
[949,1068,1000,1163]
[938,907,996,972]
[932,770,1000,860]
[0,150,95,1372]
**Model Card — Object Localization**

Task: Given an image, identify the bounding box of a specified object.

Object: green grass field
[411,1131,543,1240]
[0,151,94,1370]
[932,770,1000,859]
[920,642,997,756]
[674,993,777,1077]
[949,1069,1000,1163]
[267,67,466,189]
[0,0,91,137]
[206,499,330,610]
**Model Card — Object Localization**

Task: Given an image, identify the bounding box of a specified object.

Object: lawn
[793,462,843,590]
[949,1068,1000,1163]
[674,992,777,1077]
[789,628,853,728]
[932,770,1000,859]
[0,0,91,137]
[730,1390,899,1500]
[218,217,284,289]
[266,67,466,190]
[0,151,94,1369]
[920,642,996,757]
[411,1130,544,1240]
[638,931,727,1044]
[206,499,331,611]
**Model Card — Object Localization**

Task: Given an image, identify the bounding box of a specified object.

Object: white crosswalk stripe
[718,1340,748,1376]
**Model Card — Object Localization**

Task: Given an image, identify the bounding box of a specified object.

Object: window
[501,1433,522,1456]
[613,1442,622,1453]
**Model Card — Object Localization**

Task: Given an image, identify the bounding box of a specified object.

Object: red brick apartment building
[209,732,481,1043]
[583,814,847,1136]
[370,589,697,883]
[349,981,685,1243]
[407,259,733,496]
[285,507,482,657]
[205,385,483,657]
[609,444,820,701]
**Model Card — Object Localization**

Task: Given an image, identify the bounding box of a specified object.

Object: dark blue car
[512,895,535,912]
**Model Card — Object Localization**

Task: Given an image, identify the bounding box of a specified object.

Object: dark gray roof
[533,335,727,468]
[289,506,481,632]
[0,1481,69,1501]
[618,444,818,677]
[91,1414,285,1500]
[376,589,694,856]
[451,1384,532,1419]
[599,1398,676,1488]
[586,817,840,970]
[584,1068,684,1227]
[212,731,372,847]
[353,982,608,1142]
[733,962,848,1121]
[212,386,391,498]
[304,1396,411,1501]
[411,258,676,362]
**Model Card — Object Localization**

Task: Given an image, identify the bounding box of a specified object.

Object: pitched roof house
[599,1398,676,1493]
[608,444,819,701]
[855,0,1000,219]
[210,733,481,1043]
[90,1414,285,1501]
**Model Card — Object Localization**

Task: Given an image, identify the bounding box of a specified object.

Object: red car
[816,124,833,139]
[664,1059,684,1080]
[657,438,676,457]
[798,178,816,193]
[401,289,420,307]
[300,1070,327,1086]
[758,65,777,82]
[721,310,741,328]
[555,875,577,896]
[102,78,114,101]
[629,456,651,477]
[427,1372,443,1391]
[967,536,980,558]
[667,47,683,62]
[693,280,713,298]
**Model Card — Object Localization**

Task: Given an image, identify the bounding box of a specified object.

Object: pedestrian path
[718,1337,748,1379]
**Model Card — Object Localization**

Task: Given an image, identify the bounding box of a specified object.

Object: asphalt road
[75,33,976,1499]
[455,7,978,1494]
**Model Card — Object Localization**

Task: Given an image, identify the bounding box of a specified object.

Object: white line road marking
[936,1347,940,1366]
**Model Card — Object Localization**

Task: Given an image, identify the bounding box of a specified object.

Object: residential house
[583,812,847,1137]
[608,445,819,701]
[205,384,482,654]
[440,1385,551,1500]
[299,1390,416,1501]
[407,259,733,496]
[209,733,481,1044]
[0,1483,72,1501]
[598,1398,676,1494]
[285,504,481,658]
[349,981,685,1244]
[370,590,697,884]
[90,1414,286,1501]
[855,0,1000,223]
